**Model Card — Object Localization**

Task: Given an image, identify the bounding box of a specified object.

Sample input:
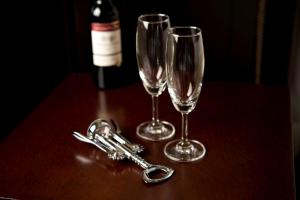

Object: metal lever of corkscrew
[109,119,144,153]
[83,118,174,183]
[72,131,125,160]
[88,118,144,153]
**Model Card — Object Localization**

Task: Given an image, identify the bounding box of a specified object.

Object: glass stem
[181,113,189,144]
[152,95,159,126]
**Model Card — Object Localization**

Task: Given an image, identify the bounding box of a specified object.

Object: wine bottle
[90,0,122,89]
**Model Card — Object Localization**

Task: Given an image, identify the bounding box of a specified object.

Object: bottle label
[91,21,122,67]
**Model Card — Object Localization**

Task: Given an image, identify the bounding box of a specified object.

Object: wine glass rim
[138,13,170,24]
[168,26,202,37]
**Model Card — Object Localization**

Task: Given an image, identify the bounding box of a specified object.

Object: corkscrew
[72,119,174,184]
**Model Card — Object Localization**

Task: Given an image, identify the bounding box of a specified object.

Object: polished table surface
[0,73,295,200]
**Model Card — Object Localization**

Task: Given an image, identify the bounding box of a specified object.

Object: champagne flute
[164,26,206,162]
[136,14,175,141]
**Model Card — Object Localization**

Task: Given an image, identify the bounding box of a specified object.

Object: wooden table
[0,73,295,200]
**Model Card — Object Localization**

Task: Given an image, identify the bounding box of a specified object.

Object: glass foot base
[136,121,175,141]
[164,139,206,162]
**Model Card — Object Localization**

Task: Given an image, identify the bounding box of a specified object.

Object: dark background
[0,0,296,138]
[1,0,299,195]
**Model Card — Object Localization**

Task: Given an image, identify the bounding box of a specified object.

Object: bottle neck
[96,0,112,5]
[91,0,119,21]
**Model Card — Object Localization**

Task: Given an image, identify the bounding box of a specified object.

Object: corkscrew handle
[124,148,174,184]
[143,165,174,184]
